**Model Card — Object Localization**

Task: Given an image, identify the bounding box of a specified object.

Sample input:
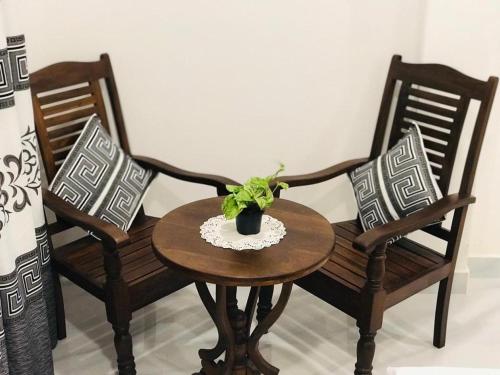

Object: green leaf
[264,195,274,209]
[221,163,287,218]
[277,182,289,190]
[222,195,242,219]
[255,196,268,210]
[247,177,268,189]
[237,200,249,210]
[235,189,252,202]
[243,184,256,199]
[265,187,274,201]
[226,184,241,193]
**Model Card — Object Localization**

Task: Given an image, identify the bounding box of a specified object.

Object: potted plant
[222,164,289,235]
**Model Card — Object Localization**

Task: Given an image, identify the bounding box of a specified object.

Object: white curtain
[0,3,56,375]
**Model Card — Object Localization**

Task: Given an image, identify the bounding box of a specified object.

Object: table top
[152,197,335,286]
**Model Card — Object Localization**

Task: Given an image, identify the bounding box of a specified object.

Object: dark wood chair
[265,55,498,374]
[30,54,237,375]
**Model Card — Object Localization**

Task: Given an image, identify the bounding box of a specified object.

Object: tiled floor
[53,277,500,374]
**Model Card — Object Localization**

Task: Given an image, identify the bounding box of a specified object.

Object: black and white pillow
[349,124,443,243]
[50,114,155,232]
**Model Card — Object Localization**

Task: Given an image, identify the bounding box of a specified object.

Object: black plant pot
[236,204,263,235]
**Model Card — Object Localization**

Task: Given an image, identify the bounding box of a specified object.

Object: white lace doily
[200,215,286,251]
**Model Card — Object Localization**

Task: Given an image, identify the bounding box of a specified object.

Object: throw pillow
[49,114,154,232]
[349,124,443,243]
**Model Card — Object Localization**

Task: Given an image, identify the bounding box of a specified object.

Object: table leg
[196,282,225,362]
[248,283,293,375]
[196,283,292,375]
[227,286,238,317]
[245,287,260,337]
[257,286,274,323]
[215,285,236,373]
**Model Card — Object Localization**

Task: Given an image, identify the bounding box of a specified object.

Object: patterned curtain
[0,5,56,375]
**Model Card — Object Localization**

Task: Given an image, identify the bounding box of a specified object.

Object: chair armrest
[276,158,369,188]
[353,194,476,253]
[43,188,130,249]
[132,155,239,195]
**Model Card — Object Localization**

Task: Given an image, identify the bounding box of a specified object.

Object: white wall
[3,0,426,218]
[3,1,498,263]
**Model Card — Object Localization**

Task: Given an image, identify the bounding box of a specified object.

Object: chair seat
[295,220,451,318]
[52,215,191,312]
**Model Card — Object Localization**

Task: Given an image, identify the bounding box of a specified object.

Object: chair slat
[403,110,454,130]
[44,107,96,127]
[47,121,87,139]
[408,87,460,108]
[430,164,443,176]
[400,121,451,142]
[426,152,445,166]
[405,97,457,119]
[422,137,448,154]
[42,95,97,117]
[50,133,82,151]
[38,85,93,106]
[53,148,71,162]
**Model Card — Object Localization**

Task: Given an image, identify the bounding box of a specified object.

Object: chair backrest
[30,53,130,183]
[371,55,497,252]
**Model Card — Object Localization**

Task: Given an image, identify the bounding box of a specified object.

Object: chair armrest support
[276,158,369,188]
[132,155,239,195]
[43,189,130,249]
[353,194,476,254]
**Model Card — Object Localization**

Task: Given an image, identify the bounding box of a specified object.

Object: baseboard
[420,256,500,294]
[451,270,469,293]
[422,269,469,294]
[468,256,500,278]
[425,256,500,295]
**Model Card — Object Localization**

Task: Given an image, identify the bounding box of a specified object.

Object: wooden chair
[30,54,237,375]
[265,55,498,374]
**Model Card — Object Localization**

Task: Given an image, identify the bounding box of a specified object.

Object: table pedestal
[194,282,293,375]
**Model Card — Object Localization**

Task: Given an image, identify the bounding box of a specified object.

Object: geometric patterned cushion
[349,124,443,243]
[49,114,155,232]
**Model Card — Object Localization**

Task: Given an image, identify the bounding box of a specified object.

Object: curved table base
[194,282,293,375]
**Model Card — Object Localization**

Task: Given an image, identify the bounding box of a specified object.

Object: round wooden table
[152,197,335,375]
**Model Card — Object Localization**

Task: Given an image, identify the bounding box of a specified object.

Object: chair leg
[53,272,67,340]
[103,249,136,374]
[112,320,136,375]
[354,327,378,375]
[434,276,453,348]
[354,243,386,375]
